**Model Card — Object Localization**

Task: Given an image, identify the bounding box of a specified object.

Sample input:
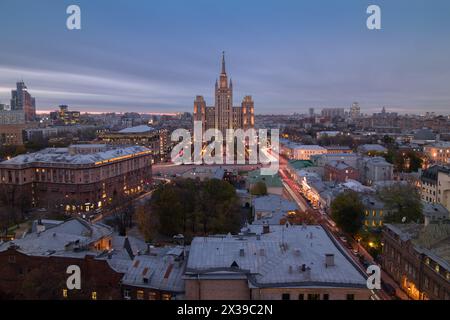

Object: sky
[0,0,449,115]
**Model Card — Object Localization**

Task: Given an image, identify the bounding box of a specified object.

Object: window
[8,255,16,263]
[137,290,144,300]
[148,292,157,300]
[435,264,440,273]
[298,294,304,300]
[322,294,329,300]
[91,291,97,300]
[282,293,291,300]
[162,293,171,301]
[123,289,131,300]
[307,294,320,300]
[346,294,355,300]
[62,289,68,298]
[433,284,439,296]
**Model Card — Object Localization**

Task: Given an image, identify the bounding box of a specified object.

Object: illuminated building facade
[193,52,255,136]
[423,142,450,165]
[0,144,152,214]
[382,223,450,300]
[49,105,80,125]
[99,125,169,162]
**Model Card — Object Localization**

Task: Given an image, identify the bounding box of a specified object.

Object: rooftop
[247,170,283,188]
[358,144,388,153]
[0,218,113,258]
[186,224,367,288]
[385,223,450,271]
[253,195,297,225]
[422,202,450,220]
[0,145,150,167]
[118,125,155,134]
[288,159,313,170]
[121,246,186,293]
[326,160,354,170]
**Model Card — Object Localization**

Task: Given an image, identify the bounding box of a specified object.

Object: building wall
[421,180,438,203]
[324,164,359,183]
[251,287,371,300]
[185,279,251,300]
[121,285,175,300]
[0,152,152,212]
[437,171,450,211]
[363,208,385,228]
[0,248,123,300]
[424,145,450,164]
[382,228,450,300]
[0,124,25,146]
[100,130,168,160]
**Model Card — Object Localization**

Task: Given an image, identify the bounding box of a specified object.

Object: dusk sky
[0,0,450,114]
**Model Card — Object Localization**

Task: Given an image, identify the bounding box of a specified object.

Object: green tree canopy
[331,191,364,236]
[378,184,423,223]
[250,181,267,196]
[150,178,240,240]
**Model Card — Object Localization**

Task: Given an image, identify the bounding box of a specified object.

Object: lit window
[63,289,68,298]
[162,293,171,301]
[137,290,144,300]
[91,291,97,300]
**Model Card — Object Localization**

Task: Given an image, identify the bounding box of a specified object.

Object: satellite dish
[401,217,407,223]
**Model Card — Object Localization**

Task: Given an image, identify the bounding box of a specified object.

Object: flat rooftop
[118,125,155,134]
[186,224,367,288]
[0,145,150,167]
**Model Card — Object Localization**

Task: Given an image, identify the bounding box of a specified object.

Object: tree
[378,184,423,223]
[150,178,240,240]
[250,181,267,196]
[406,151,423,172]
[135,204,158,242]
[331,191,364,236]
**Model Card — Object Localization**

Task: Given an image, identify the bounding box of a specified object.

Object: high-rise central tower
[215,51,233,134]
[194,53,254,136]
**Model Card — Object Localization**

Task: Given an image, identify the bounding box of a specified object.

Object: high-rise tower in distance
[10,81,36,122]
[193,52,254,136]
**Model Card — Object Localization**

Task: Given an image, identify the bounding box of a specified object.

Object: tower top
[221,51,226,74]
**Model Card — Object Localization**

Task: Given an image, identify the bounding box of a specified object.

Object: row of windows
[281,293,355,300]
[124,289,171,300]
[62,289,97,300]
[364,220,383,227]
[365,210,384,217]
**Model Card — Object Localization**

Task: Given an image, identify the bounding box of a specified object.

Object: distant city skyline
[1,0,450,114]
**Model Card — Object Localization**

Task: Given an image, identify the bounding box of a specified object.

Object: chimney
[325,254,335,267]
[36,222,45,234]
[262,222,270,234]
[304,267,311,279]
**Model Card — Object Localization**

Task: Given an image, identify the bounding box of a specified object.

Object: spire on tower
[221,51,226,74]
[229,78,233,88]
